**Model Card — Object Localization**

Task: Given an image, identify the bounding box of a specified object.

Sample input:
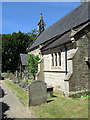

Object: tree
[80,0,90,2]
[0,34,2,79]
[2,30,37,73]
[27,54,40,80]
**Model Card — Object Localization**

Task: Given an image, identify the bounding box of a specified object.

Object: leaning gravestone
[28,80,47,106]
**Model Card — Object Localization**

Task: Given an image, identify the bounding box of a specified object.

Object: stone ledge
[64,89,90,98]
[64,72,73,81]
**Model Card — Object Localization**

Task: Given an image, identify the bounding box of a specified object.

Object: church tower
[37,13,45,35]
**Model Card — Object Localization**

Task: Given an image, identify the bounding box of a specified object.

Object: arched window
[51,51,61,67]
[52,53,54,66]
[58,52,61,66]
[55,53,57,66]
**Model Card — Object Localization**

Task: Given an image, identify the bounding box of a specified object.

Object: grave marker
[28,80,47,106]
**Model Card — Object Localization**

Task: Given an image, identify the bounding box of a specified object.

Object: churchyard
[1,2,90,119]
[1,47,89,118]
[3,78,89,118]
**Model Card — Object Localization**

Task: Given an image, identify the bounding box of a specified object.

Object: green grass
[4,80,89,118]
[30,91,88,118]
[26,79,33,84]
[20,78,33,84]
[4,80,28,106]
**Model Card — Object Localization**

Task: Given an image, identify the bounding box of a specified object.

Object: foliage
[20,78,33,84]
[27,54,40,80]
[81,94,90,98]
[26,78,34,84]
[80,0,89,2]
[2,30,37,73]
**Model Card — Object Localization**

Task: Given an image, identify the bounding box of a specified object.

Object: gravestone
[15,70,20,83]
[28,80,47,106]
[23,72,28,82]
[24,75,26,82]
[9,73,15,80]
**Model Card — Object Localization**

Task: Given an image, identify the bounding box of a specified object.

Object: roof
[20,54,28,65]
[29,2,90,50]
[41,22,90,51]
[41,31,71,51]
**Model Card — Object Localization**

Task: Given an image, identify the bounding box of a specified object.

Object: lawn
[4,80,89,118]
[4,80,28,106]
[30,91,89,118]
[20,78,33,84]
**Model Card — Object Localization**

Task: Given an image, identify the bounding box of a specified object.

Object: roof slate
[42,22,90,51]
[29,2,90,50]
[20,54,28,65]
[41,31,71,51]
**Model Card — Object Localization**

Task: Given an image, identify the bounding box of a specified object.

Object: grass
[26,79,33,84]
[30,91,89,118]
[4,80,89,118]
[20,78,33,84]
[4,80,28,106]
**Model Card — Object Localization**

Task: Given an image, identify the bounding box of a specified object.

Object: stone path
[0,80,34,119]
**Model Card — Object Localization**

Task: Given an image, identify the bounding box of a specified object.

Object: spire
[37,13,45,35]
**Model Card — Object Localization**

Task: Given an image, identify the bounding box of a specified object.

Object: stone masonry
[69,31,90,92]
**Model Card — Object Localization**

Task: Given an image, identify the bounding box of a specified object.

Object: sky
[1,2,81,34]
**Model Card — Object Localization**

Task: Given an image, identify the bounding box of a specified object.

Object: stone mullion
[57,53,59,67]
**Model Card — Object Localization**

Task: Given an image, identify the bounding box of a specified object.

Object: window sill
[51,66,61,69]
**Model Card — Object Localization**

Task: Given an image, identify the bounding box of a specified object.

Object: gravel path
[0,80,34,119]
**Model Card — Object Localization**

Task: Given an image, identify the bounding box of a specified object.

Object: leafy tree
[0,34,2,79]
[27,54,40,80]
[80,0,89,2]
[2,30,37,73]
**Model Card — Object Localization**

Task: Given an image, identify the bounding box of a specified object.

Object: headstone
[16,70,18,78]
[15,70,20,83]
[23,72,28,82]
[9,73,15,80]
[28,80,47,106]
[24,75,26,82]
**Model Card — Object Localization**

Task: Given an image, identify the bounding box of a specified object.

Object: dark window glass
[52,53,54,66]
[55,53,57,66]
[58,52,61,66]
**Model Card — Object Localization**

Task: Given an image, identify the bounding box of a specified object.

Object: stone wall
[88,32,90,91]
[28,28,90,94]
[69,31,90,92]
[44,72,65,90]
[43,48,66,90]
[36,58,44,81]
[28,48,40,56]
[43,44,77,91]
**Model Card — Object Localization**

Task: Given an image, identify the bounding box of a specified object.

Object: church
[27,2,90,96]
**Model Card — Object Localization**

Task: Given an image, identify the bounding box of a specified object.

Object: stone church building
[27,2,90,96]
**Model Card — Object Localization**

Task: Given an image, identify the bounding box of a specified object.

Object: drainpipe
[65,46,68,74]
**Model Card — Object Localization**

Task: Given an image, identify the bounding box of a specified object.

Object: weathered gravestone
[28,80,47,106]
[14,70,20,83]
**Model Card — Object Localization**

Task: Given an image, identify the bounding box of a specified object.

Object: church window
[55,53,57,66]
[58,52,61,66]
[52,53,54,66]
[51,51,61,68]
